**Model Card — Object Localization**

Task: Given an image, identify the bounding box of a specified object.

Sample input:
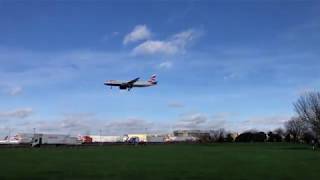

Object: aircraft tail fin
[148,74,157,84]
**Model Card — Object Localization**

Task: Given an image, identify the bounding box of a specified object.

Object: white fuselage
[104,75,157,90]
[104,80,157,88]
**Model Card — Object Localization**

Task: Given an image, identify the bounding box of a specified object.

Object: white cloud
[171,112,290,133]
[170,29,198,49]
[0,108,33,119]
[22,115,155,136]
[88,114,289,134]
[123,25,151,44]
[158,61,173,69]
[175,113,208,129]
[223,73,239,80]
[105,118,153,134]
[173,112,236,131]
[60,113,94,130]
[243,116,288,126]
[239,116,290,132]
[8,86,23,96]
[0,110,291,138]
[132,28,201,56]
[112,31,119,36]
[168,102,184,108]
[0,48,130,88]
[133,40,178,55]
[20,113,96,135]
[102,31,120,41]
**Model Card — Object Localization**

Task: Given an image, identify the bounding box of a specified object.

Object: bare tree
[210,128,226,142]
[274,128,285,141]
[274,128,285,137]
[285,117,306,142]
[294,92,320,139]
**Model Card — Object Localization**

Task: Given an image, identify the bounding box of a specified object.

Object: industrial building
[0,130,219,146]
[173,130,210,138]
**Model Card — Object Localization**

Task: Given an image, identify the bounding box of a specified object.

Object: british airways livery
[104,75,158,91]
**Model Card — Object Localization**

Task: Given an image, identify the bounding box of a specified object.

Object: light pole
[99,129,102,145]
[8,128,11,143]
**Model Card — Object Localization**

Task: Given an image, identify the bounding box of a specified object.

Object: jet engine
[119,84,127,89]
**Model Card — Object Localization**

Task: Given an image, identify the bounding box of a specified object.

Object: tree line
[199,92,320,145]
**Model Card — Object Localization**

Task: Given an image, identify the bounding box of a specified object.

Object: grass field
[0,143,320,180]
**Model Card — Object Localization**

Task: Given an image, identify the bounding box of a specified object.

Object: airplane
[104,74,157,91]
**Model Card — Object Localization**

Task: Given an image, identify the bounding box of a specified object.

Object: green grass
[0,143,319,180]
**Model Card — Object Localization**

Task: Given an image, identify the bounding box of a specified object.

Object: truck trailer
[89,135,125,143]
[31,134,81,147]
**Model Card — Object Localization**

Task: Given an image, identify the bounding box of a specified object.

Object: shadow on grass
[280,146,311,150]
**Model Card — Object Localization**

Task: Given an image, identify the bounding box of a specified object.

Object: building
[173,130,210,138]
[146,135,166,143]
[125,134,148,142]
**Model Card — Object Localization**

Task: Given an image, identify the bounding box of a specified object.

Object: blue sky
[0,1,320,136]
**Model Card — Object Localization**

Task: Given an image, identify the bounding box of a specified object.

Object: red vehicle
[81,136,93,144]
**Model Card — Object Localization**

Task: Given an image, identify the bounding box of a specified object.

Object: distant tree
[302,131,316,144]
[217,130,226,143]
[274,128,285,141]
[294,92,320,140]
[285,117,306,143]
[284,133,291,142]
[274,134,282,142]
[225,133,234,142]
[210,129,226,142]
[198,134,212,143]
[235,132,251,142]
[268,131,282,142]
[267,131,274,142]
[254,132,267,142]
[235,131,266,142]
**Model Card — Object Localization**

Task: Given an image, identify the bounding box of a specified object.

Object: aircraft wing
[127,77,140,85]
[105,80,122,86]
[105,77,140,90]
